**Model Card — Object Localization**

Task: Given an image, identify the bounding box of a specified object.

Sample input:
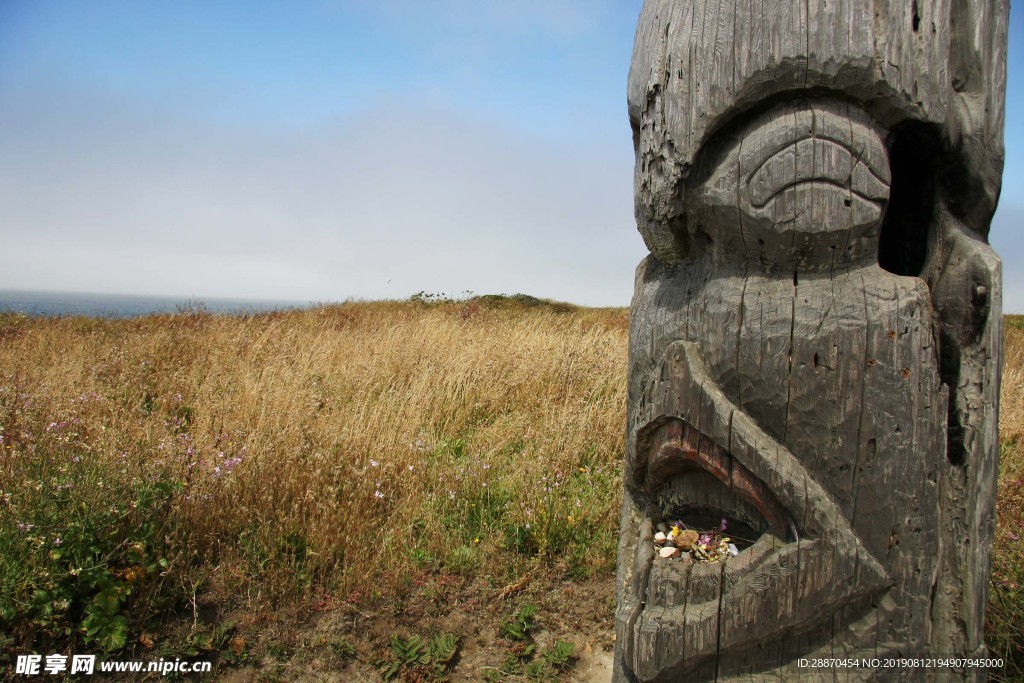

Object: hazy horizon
[2,2,1022,309]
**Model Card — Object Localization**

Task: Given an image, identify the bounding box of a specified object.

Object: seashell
[654,532,667,545]
[727,543,739,557]
[659,546,681,559]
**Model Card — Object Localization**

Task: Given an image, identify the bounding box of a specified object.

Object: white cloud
[0,86,644,305]
[10,80,1017,312]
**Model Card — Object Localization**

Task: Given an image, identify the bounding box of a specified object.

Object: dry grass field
[989,315,1024,679]
[1,299,1022,680]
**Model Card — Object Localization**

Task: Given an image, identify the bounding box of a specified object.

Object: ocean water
[0,289,311,319]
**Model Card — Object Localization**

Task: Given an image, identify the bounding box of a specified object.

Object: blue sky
[0,1,1020,309]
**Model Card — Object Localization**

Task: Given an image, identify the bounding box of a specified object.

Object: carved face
[616,2,1005,680]
[617,98,933,680]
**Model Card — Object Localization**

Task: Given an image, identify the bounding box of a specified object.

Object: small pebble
[656,522,668,533]
[727,544,739,557]
[676,530,700,550]
[659,546,681,559]
[654,531,667,545]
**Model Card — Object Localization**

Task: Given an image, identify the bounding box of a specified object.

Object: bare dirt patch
[213,571,616,682]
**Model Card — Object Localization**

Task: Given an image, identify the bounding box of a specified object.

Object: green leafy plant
[520,642,576,681]
[379,632,460,681]
[500,604,538,642]
[428,633,459,670]
[0,409,187,656]
[541,641,575,674]
[380,634,424,680]
[490,606,576,682]
[80,586,129,652]
[267,640,294,662]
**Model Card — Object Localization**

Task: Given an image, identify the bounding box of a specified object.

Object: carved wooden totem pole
[615,1,1007,680]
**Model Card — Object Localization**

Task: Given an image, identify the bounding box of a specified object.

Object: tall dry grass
[989,316,1024,678]
[1,301,1022,675]
[0,299,628,654]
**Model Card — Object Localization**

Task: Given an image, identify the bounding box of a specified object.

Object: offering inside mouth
[655,471,770,561]
[649,470,771,562]
[638,417,796,562]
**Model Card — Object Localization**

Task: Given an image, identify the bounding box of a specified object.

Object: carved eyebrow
[736,104,891,186]
[746,138,890,208]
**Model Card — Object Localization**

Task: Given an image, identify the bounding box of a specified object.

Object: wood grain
[616,0,1007,680]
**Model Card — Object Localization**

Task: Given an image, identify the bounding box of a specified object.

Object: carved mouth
[631,416,803,625]
[616,341,891,681]
[642,417,796,549]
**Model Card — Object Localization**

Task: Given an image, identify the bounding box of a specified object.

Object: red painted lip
[643,418,791,537]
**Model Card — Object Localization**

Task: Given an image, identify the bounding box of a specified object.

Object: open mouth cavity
[641,417,797,565]
[651,475,776,561]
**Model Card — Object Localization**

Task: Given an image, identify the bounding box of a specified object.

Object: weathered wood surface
[616,1,1007,680]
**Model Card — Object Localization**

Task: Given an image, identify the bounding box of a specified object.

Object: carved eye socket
[692,100,893,269]
[736,102,891,232]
